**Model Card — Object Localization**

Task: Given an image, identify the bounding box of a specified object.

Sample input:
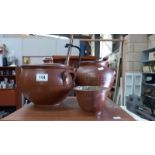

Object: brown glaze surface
[2,97,135,121]
[74,86,108,114]
[76,60,115,90]
[20,64,75,105]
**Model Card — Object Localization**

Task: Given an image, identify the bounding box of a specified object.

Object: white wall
[124,34,148,72]
[148,34,155,48]
[0,36,80,65]
[100,34,112,58]
[0,38,23,65]
[22,38,57,56]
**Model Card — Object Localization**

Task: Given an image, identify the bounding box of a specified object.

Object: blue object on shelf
[80,42,87,56]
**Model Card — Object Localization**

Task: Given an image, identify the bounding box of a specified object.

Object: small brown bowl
[74,86,108,114]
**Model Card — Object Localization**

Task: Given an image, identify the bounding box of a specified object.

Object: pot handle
[62,70,76,85]
[65,43,82,68]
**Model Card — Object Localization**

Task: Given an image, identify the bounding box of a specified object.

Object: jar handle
[62,70,76,85]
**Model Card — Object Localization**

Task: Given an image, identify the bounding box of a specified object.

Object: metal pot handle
[65,35,74,66]
[65,43,82,68]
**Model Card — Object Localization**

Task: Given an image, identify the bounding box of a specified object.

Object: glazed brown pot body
[20,64,75,105]
[74,86,108,114]
[76,60,115,89]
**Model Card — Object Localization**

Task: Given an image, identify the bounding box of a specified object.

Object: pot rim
[21,63,73,69]
[74,86,108,92]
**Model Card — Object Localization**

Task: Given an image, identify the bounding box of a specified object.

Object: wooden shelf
[144,95,155,99]
[0,67,22,109]
[0,66,16,69]
[143,82,155,86]
[142,47,155,53]
[143,72,155,74]
[142,60,155,63]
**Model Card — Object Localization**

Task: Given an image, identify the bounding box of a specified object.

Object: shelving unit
[142,60,155,63]
[143,72,155,74]
[143,82,155,87]
[124,72,142,105]
[144,95,155,99]
[0,66,22,109]
[141,47,155,113]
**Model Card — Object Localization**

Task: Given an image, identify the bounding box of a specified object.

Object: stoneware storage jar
[76,60,115,90]
[20,64,76,105]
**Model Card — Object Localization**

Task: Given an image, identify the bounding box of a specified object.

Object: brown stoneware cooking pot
[20,64,76,105]
[20,39,78,105]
